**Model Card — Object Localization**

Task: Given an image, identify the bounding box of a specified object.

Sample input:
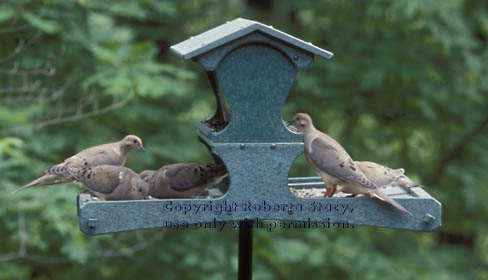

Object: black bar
[238,219,253,280]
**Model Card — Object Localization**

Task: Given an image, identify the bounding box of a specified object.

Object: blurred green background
[1,0,487,279]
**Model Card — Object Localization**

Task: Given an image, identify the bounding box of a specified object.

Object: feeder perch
[77,18,441,236]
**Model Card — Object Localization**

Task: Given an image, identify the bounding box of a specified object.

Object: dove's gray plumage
[356,161,405,187]
[140,163,228,199]
[69,165,149,200]
[335,161,414,194]
[14,135,144,193]
[290,113,412,216]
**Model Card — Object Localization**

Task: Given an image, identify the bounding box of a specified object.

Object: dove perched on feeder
[328,161,415,198]
[289,113,412,216]
[68,165,149,200]
[139,163,228,199]
[14,135,145,193]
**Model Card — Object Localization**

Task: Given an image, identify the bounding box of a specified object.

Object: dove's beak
[140,145,145,152]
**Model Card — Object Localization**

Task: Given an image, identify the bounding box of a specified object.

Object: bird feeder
[77,19,441,274]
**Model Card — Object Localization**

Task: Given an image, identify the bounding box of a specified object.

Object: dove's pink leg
[324,185,337,198]
[328,185,337,197]
[323,186,331,197]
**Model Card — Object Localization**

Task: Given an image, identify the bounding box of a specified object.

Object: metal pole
[238,219,253,280]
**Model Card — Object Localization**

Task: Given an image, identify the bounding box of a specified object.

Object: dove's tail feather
[208,164,228,177]
[45,163,70,176]
[373,189,413,216]
[38,177,75,187]
[205,164,229,185]
[13,174,60,194]
[396,176,416,187]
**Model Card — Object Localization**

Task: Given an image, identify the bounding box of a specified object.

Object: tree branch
[1,91,135,134]
[427,113,488,185]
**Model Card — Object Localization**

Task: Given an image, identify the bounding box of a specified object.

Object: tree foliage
[1,0,487,279]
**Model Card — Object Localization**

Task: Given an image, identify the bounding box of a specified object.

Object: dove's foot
[323,185,337,198]
[323,186,331,197]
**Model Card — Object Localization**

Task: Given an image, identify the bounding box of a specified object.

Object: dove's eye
[297,116,301,120]
[138,188,143,192]
[133,139,137,144]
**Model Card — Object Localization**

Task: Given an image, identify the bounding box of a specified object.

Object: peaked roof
[171,18,333,60]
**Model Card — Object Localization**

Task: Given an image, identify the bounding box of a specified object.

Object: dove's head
[290,113,313,132]
[139,170,156,183]
[122,135,145,152]
[130,177,150,200]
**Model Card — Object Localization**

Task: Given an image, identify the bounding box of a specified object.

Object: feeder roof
[170,18,333,60]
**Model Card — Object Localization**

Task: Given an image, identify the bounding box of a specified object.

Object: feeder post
[238,220,253,280]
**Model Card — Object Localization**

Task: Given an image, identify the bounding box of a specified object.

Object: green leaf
[0,8,15,22]
[22,11,59,34]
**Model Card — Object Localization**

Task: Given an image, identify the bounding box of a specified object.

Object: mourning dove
[68,165,149,200]
[139,163,228,199]
[326,161,415,196]
[289,113,412,216]
[14,135,145,193]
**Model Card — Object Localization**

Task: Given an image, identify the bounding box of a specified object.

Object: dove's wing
[46,143,123,176]
[357,161,405,187]
[163,163,212,192]
[69,165,123,194]
[308,135,377,189]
